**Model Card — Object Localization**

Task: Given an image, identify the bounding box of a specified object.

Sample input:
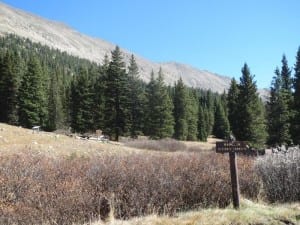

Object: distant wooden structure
[96,129,102,136]
[32,126,40,133]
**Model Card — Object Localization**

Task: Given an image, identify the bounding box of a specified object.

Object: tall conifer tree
[205,91,215,136]
[93,57,108,131]
[186,90,198,141]
[145,69,174,139]
[104,46,129,141]
[127,55,145,137]
[173,77,188,140]
[281,55,293,92]
[47,69,64,131]
[197,106,207,141]
[0,51,18,123]
[267,67,291,145]
[70,67,94,133]
[18,56,47,128]
[233,64,267,147]
[266,56,293,146]
[227,78,239,137]
[292,47,300,144]
[213,99,230,139]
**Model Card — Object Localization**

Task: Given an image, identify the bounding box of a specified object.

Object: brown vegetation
[0,149,259,224]
[1,124,299,225]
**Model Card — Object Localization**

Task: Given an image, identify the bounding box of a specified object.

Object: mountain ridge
[0,2,232,92]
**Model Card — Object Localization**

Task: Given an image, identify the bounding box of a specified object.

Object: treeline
[0,35,228,142]
[0,35,299,147]
[227,50,300,147]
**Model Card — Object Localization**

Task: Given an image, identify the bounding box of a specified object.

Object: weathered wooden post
[216,141,249,209]
[229,151,240,208]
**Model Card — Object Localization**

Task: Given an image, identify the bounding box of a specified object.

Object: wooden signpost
[216,141,249,209]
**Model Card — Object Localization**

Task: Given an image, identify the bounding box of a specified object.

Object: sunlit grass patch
[90,200,300,225]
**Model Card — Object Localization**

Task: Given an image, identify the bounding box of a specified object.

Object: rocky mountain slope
[0,2,232,92]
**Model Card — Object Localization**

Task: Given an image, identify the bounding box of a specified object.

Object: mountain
[0,2,232,92]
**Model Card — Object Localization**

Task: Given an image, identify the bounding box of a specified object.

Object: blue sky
[2,0,300,88]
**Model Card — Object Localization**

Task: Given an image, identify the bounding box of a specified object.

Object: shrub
[255,147,300,203]
[0,150,258,224]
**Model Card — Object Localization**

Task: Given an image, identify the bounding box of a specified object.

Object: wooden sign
[216,141,249,209]
[216,141,249,153]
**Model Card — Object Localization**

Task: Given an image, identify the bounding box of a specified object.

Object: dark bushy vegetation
[255,148,300,203]
[0,150,258,224]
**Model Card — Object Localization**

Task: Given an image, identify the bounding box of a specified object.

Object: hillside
[0,2,231,93]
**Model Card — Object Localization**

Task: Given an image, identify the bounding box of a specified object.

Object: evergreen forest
[1,35,300,147]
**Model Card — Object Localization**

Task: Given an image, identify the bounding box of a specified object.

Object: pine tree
[0,50,22,124]
[267,68,281,145]
[0,53,8,122]
[197,106,207,141]
[144,71,157,136]
[221,90,228,118]
[213,99,230,139]
[266,55,293,146]
[281,55,293,92]
[18,56,47,128]
[10,50,25,124]
[227,78,239,137]
[47,69,64,131]
[104,46,129,141]
[205,90,215,136]
[267,68,291,145]
[0,51,13,122]
[235,64,267,148]
[70,67,94,133]
[145,69,174,139]
[173,77,188,140]
[186,90,198,141]
[93,59,108,131]
[292,47,300,144]
[127,55,145,138]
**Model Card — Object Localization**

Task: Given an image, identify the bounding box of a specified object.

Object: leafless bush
[124,138,187,152]
[255,148,300,202]
[0,150,258,224]
[0,152,93,225]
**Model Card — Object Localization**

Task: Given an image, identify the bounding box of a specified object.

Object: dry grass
[0,123,141,157]
[124,136,221,152]
[0,123,220,157]
[0,123,219,157]
[124,138,187,152]
[89,200,300,225]
[184,137,222,152]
